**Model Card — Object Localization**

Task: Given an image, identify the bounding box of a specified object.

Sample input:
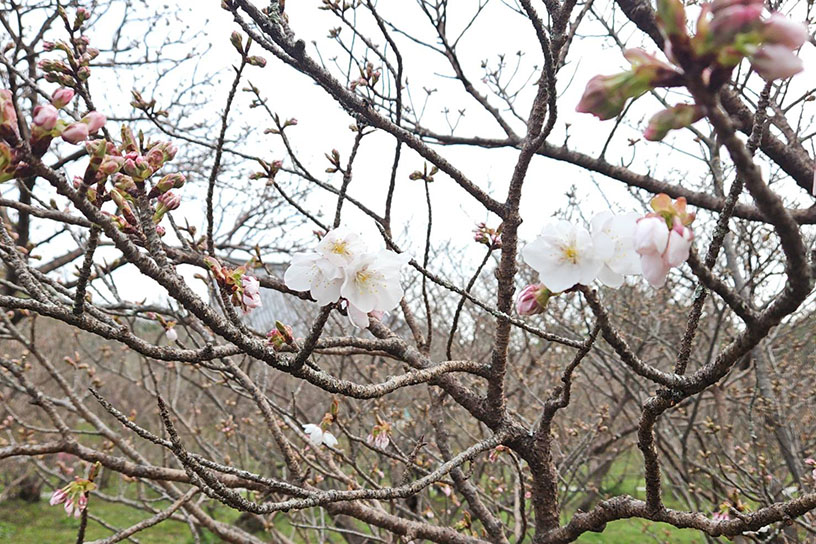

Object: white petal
[322,432,338,448]
[664,230,692,267]
[640,253,670,287]
[634,217,668,256]
[311,275,343,306]
[537,262,580,292]
[347,303,371,328]
[302,424,323,446]
[597,265,625,288]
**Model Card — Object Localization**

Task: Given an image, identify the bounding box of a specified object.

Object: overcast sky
[6,0,814,309]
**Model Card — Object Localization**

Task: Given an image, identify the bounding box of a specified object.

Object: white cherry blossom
[590,211,641,288]
[522,220,611,292]
[316,227,366,267]
[341,250,410,325]
[284,253,343,305]
[302,423,338,448]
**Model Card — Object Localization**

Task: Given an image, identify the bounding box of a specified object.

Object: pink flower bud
[98,156,124,176]
[32,104,58,130]
[761,13,809,49]
[0,89,20,141]
[267,325,293,350]
[247,56,267,67]
[709,4,763,42]
[43,41,56,51]
[750,44,804,80]
[230,31,243,53]
[81,111,106,133]
[515,284,552,316]
[50,488,67,506]
[51,87,75,108]
[576,68,659,121]
[77,493,88,513]
[643,103,704,141]
[61,122,90,144]
[158,190,181,211]
[145,146,165,171]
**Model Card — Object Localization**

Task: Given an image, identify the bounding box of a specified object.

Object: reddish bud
[51,87,75,109]
[32,104,58,130]
[750,44,804,80]
[61,122,89,144]
[644,103,704,141]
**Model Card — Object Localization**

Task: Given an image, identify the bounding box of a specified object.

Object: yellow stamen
[331,241,349,255]
[562,245,579,264]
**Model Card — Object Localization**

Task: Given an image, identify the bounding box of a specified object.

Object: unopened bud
[51,88,75,109]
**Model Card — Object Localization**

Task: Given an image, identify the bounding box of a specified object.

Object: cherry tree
[1,0,816,543]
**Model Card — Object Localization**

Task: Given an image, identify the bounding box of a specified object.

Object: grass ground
[0,497,708,543]
[0,450,714,543]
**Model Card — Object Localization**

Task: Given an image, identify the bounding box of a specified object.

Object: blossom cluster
[79,124,185,238]
[284,227,410,328]
[40,7,97,87]
[366,417,392,450]
[49,469,98,519]
[303,400,340,449]
[303,423,339,448]
[518,195,695,315]
[204,258,263,314]
[576,0,809,140]
[1,87,105,182]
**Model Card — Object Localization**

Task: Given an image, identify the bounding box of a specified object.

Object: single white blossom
[316,227,366,267]
[590,211,641,288]
[165,328,178,342]
[302,423,338,448]
[284,253,343,305]
[341,250,410,326]
[522,220,612,292]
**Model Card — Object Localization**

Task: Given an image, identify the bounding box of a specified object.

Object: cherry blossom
[284,252,344,305]
[634,195,695,287]
[521,220,611,292]
[589,211,642,288]
[316,226,365,267]
[49,476,96,518]
[340,250,410,326]
[241,275,262,312]
[303,423,338,448]
[51,87,75,109]
[284,228,410,327]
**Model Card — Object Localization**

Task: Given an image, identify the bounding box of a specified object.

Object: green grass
[0,498,214,543]
[577,519,705,543]
[0,497,715,544]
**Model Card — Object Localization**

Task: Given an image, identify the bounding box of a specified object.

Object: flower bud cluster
[577,0,809,140]
[204,258,263,314]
